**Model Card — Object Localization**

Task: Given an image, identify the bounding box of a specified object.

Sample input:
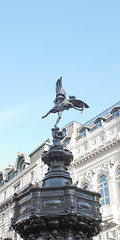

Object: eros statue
[42,77,89,128]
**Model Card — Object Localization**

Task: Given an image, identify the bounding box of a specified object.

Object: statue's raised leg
[54,111,62,128]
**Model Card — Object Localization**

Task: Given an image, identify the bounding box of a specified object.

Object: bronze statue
[42,77,89,128]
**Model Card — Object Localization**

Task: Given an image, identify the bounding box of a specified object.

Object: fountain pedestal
[12,128,101,240]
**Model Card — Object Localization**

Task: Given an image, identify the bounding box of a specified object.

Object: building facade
[0,102,120,240]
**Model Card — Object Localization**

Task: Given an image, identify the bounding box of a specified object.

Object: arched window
[17,159,24,173]
[111,107,120,118]
[116,169,120,191]
[82,182,89,190]
[97,120,102,127]
[113,110,119,118]
[81,129,86,137]
[0,173,3,187]
[98,175,110,206]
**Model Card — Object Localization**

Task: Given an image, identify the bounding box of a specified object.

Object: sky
[0,0,120,170]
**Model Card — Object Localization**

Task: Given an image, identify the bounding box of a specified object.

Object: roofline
[63,121,82,128]
[84,101,120,126]
[29,139,51,157]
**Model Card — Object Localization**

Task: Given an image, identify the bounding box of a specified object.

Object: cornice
[0,161,38,193]
[76,115,120,143]
[72,137,120,167]
[0,195,13,212]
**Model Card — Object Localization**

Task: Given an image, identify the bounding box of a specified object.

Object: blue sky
[0,0,120,170]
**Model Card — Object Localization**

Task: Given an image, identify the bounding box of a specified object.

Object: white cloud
[0,104,34,128]
[0,108,21,122]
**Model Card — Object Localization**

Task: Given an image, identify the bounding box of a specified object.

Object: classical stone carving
[85,170,95,182]
[101,160,116,172]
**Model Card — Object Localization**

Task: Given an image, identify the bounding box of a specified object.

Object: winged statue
[42,77,89,128]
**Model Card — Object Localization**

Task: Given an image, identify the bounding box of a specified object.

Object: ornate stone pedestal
[12,128,102,240]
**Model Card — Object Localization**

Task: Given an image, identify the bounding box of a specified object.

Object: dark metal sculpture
[11,77,101,240]
[42,77,89,127]
[11,128,102,240]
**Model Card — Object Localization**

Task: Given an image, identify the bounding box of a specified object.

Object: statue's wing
[69,99,89,109]
[56,77,66,98]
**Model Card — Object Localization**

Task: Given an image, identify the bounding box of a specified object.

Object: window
[14,231,17,240]
[116,169,120,191]
[81,129,86,137]
[14,183,20,192]
[0,174,3,187]
[113,110,119,118]
[82,182,88,190]
[98,175,110,206]
[64,137,71,145]
[94,118,103,128]
[111,107,120,119]
[2,213,4,223]
[2,226,4,234]
[18,160,24,173]
[97,120,102,127]
[66,138,70,145]
[4,191,6,200]
[31,171,34,182]
[98,233,103,240]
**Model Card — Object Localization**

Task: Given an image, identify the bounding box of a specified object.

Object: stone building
[0,141,50,240]
[0,102,120,240]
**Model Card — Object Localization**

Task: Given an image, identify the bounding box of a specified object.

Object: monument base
[28,230,92,240]
[11,128,101,240]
